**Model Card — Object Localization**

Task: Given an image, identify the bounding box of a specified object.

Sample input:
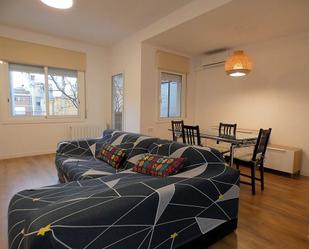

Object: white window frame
[0,61,85,124]
[157,70,186,121]
[111,72,125,130]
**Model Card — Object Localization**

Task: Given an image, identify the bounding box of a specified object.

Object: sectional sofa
[8,129,240,249]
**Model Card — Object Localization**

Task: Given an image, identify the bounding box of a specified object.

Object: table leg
[229,144,235,167]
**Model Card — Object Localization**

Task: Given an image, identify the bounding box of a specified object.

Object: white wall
[193,33,309,175]
[0,25,109,159]
[0,0,235,158]
[140,43,196,139]
[109,0,231,133]
[108,39,142,132]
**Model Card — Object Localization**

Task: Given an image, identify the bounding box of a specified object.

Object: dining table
[170,127,259,167]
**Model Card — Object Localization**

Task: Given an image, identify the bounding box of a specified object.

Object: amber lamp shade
[225,50,253,77]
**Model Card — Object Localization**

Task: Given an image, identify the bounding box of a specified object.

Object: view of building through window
[160,72,182,118]
[9,64,46,116]
[9,64,79,117]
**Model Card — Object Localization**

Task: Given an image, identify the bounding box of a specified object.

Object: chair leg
[236,162,239,170]
[260,163,264,191]
[251,164,256,195]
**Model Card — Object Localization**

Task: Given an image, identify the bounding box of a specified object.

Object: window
[112,73,124,130]
[4,63,84,122]
[159,72,183,118]
[9,64,46,116]
[48,68,78,116]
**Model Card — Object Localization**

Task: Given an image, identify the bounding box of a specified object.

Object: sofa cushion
[132,153,185,177]
[147,139,225,170]
[56,155,117,182]
[96,143,127,169]
[96,129,159,170]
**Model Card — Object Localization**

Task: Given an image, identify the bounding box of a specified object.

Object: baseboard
[0,150,55,160]
[300,169,309,176]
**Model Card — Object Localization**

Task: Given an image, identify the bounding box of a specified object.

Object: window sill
[0,116,85,125]
[156,117,185,124]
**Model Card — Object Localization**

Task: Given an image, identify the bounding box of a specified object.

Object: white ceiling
[0,0,194,46]
[145,0,309,55]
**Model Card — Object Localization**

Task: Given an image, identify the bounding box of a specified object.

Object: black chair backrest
[182,125,201,146]
[219,122,237,136]
[252,128,272,161]
[171,120,184,141]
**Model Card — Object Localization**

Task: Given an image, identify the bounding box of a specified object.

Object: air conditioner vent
[200,48,230,68]
[204,47,229,55]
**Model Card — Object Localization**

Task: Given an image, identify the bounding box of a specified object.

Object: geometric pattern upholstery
[96,130,159,170]
[147,139,225,170]
[56,129,158,182]
[55,155,117,182]
[8,161,239,249]
[8,130,240,249]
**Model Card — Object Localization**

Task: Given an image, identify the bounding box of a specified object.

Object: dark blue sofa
[8,129,240,249]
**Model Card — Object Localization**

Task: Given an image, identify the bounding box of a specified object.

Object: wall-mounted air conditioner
[194,48,230,70]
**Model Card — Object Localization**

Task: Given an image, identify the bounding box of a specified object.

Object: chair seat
[233,147,254,162]
[225,147,256,165]
[204,140,230,154]
[210,144,230,154]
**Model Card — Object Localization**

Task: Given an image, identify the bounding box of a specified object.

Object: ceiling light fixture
[225,50,253,77]
[40,0,73,9]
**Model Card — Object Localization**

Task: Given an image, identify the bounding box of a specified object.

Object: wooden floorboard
[0,155,308,249]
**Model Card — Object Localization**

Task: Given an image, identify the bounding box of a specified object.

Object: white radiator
[66,124,103,139]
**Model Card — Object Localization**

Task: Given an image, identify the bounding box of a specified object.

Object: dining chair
[226,128,272,195]
[171,120,184,142]
[212,122,237,154]
[182,125,202,146]
[219,122,237,137]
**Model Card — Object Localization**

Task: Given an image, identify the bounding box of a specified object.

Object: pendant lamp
[225,50,252,77]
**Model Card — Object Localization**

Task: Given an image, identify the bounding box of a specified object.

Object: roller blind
[0,36,86,71]
[9,63,44,74]
[48,67,77,77]
[161,72,182,82]
[157,50,190,74]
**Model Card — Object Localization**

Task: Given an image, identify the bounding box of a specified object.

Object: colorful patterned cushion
[96,144,127,169]
[132,154,185,177]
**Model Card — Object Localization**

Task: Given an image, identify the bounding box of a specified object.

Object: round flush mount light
[40,0,73,9]
[225,50,253,77]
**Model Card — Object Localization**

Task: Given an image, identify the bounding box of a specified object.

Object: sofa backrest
[97,130,224,171]
[96,129,159,169]
[147,139,225,170]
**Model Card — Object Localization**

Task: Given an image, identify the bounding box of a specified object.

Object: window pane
[160,82,169,118]
[160,72,182,118]
[48,68,78,116]
[112,74,124,130]
[169,81,181,117]
[9,64,46,116]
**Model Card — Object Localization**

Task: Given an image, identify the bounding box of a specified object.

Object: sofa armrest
[56,138,99,157]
